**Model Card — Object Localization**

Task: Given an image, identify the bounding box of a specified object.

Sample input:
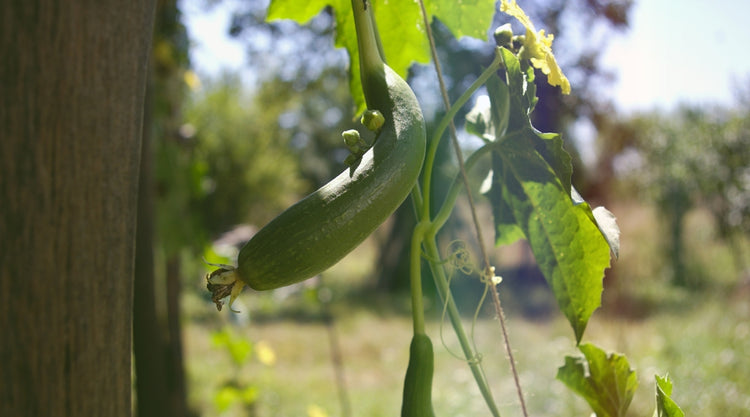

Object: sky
[601,0,750,112]
[182,0,750,113]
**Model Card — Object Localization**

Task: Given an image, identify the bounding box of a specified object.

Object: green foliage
[468,48,614,343]
[267,0,495,114]
[487,131,611,342]
[616,105,750,285]
[209,326,277,414]
[213,385,258,412]
[654,374,685,417]
[557,343,638,417]
[185,75,306,233]
[212,327,253,366]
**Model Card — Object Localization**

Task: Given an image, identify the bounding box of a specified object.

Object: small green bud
[361,109,385,132]
[342,129,362,153]
[493,24,514,48]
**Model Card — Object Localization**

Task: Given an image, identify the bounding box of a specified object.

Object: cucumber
[401,334,436,417]
[232,0,426,290]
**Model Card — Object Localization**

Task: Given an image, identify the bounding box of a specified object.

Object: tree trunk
[165,256,189,417]
[0,1,155,416]
[133,81,171,417]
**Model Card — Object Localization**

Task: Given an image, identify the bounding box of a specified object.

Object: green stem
[411,50,505,417]
[351,0,385,108]
[410,183,424,219]
[366,2,386,63]
[422,235,501,417]
[410,222,429,335]
[430,143,494,234]
[421,50,503,220]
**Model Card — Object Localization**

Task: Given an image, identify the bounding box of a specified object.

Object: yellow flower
[255,340,277,366]
[307,404,328,417]
[500,0,571,94]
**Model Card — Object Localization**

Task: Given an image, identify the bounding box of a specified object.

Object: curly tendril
[446,240,476,276]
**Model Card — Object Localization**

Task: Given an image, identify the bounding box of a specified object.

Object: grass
[183,284,749,417]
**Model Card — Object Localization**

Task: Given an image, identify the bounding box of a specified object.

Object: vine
[209,1,686,416]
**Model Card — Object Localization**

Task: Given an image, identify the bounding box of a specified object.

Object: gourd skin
[236,3,426,290]
[401,334,436,417]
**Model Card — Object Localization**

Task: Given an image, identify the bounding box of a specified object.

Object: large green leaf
[267,0,495,114]
[475,46,614,342]
[487,129,610,342]
[557,343,638,417]
[427,0,497,40]
[267,0,330,23]
[653,374,685,417]
[268,0,428,114]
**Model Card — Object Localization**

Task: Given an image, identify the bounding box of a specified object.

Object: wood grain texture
[0,1,155,415]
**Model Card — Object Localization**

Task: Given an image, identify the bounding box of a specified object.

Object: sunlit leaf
[267,0,330,23]
[466,95,493,141]
[228,338,253,366]
[557,343,638,417]
[211,328,253,366]
[465,74,509,142]
[487,130,610,341]
[214,386,240,412]
[571,188,621,259]
[483,45,611,341]
[593,206,620,259]
[268,0,429,114]
[267,0,497,114]
[654,374,685,417]
[428,0,497,40]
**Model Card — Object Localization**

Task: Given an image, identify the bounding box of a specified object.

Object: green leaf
[593,206,620,259]
[532,130,571,192]
[557,343,638,417]
[487,130,610,341]
[499,47,537,131]
[267,0,497,115]
[211,328,253,366]
[484,45,611,341]
[486,74,510,140]
[214,385,240,412]
[240,386,260,405]
[268,0,429,115]
[465,74,509,142]
[427,0,497,39]
[654,374,685,417]
[483,153,525,246]
[267,0,329,23]
[571,188,621,259]
[465,95,493,141]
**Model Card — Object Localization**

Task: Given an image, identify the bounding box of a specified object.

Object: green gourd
[207,0,425,297]
[401,334,436,417]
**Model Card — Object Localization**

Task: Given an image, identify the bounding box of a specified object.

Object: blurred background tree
[607,103,750,288]
[134,2,308,416]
